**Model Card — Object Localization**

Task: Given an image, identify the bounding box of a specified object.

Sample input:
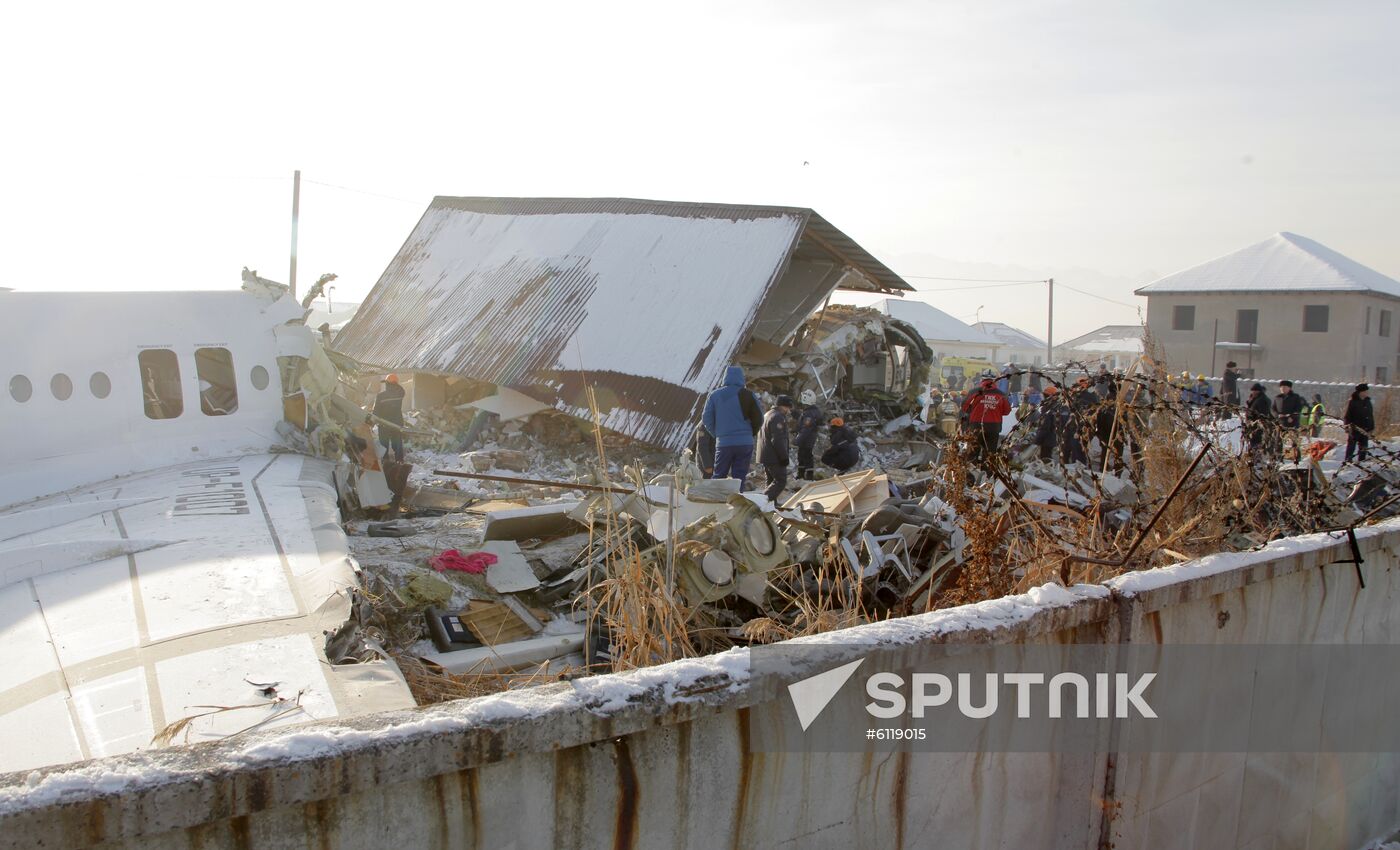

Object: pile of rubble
[326,345,1400,705]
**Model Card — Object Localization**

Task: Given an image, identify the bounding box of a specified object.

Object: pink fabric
[429,549,498,574]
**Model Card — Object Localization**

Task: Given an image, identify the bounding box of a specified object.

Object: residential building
[876,299,1002,361]
[1055,325,1144,371]
[974,321,1048,366]
[1136,232,1400,382]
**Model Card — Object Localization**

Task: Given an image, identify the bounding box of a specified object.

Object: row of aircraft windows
[7,348,272,421]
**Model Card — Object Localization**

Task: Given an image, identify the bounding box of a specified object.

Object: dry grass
[395,652,567,705]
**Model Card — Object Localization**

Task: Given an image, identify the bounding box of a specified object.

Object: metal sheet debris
[332,197,911,451]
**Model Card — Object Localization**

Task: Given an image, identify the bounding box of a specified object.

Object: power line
[901,275,1048,283]
[1058,283,1141,310]
[909,280,1043,293]
[302,179,424,206]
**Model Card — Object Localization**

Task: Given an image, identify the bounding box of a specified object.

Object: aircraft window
[249,364,270,391]
[139,349,183,419]
[9,375,32,403]
[195,347,239,416]
[51,373,73,400]
[90,372,111,399]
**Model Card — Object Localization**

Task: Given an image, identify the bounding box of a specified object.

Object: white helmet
[800,389,817,405]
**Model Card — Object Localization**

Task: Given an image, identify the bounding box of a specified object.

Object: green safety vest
[1308,403,1324,425]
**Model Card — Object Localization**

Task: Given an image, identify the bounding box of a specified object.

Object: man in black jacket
[1273,380,1304,458]
[822,417,861,473]
[1221,361,1240,407]
[1033,385,1061,462]
[1344,383,1375,462]
[374,374,407,462]
[694,425,716,479]
[1059,378,1092,465]
[1245,383,1273,454]
[756,396,794,501]
[794,389,824,481]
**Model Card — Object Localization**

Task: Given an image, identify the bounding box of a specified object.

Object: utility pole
[1045,278,1054,366]
[289,169,301,300]
[1210,318,1219,376]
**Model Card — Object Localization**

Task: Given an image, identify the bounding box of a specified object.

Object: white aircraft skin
[0,285,413,774]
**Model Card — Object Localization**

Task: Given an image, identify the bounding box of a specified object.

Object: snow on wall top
[334,197,908,451]
[876,298,1000,345]
[1135,232,1400,298]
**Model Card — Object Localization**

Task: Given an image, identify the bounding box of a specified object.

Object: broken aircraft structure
[0,279,415,774]
[331,197,916,451]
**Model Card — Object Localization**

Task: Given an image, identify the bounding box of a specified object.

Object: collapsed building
[331,197,918,451]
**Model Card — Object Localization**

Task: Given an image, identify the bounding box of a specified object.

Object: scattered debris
[316,272,1400,714]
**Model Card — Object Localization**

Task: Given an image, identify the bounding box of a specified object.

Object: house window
[1365,307,1372,334]
[1378,367,1389,384]
[1302,305,1329,333]
[139,349,184,419]
[195,347,239,416]
[1172,305,1195,331]
[1235,309,1259,345]
[1382,310,1393,338]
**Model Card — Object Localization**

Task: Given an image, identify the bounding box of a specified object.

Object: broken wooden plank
[459,600,538,646]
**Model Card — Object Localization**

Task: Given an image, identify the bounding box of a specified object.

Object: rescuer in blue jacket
[701,365,764,487]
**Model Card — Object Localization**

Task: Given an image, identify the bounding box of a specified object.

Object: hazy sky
[3,1,1396,340]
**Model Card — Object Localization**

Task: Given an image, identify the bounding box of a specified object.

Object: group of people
[696,366,861,501]
[1026,373,1140,471]
[1243,376,1373,462]
[368,359,1382,497]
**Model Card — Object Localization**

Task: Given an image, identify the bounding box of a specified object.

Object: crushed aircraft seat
[673,495,788,606]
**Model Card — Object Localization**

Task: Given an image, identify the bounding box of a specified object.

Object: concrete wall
[3,523,1400,850]
[1145,291,1400,382]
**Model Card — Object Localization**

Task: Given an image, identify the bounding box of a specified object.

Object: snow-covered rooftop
[876,299,999,345]
[1135,232,1400,298]
[1058,324,1144,353]
[974,321,1046,350]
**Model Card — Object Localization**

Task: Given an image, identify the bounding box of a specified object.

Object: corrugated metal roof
[1135,232,1400,298]
[334,197,908,450]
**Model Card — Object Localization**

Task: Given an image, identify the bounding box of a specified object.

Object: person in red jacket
[961,375,1012,463]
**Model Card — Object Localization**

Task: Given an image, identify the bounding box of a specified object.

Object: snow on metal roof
[875,298,1000,345]
[334,197,909,451]
[1057,324,1144,353]
[1135,232,1400,298]
[973,321,1046,350]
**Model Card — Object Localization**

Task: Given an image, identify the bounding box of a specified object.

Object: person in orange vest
[961,374,1012,463]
